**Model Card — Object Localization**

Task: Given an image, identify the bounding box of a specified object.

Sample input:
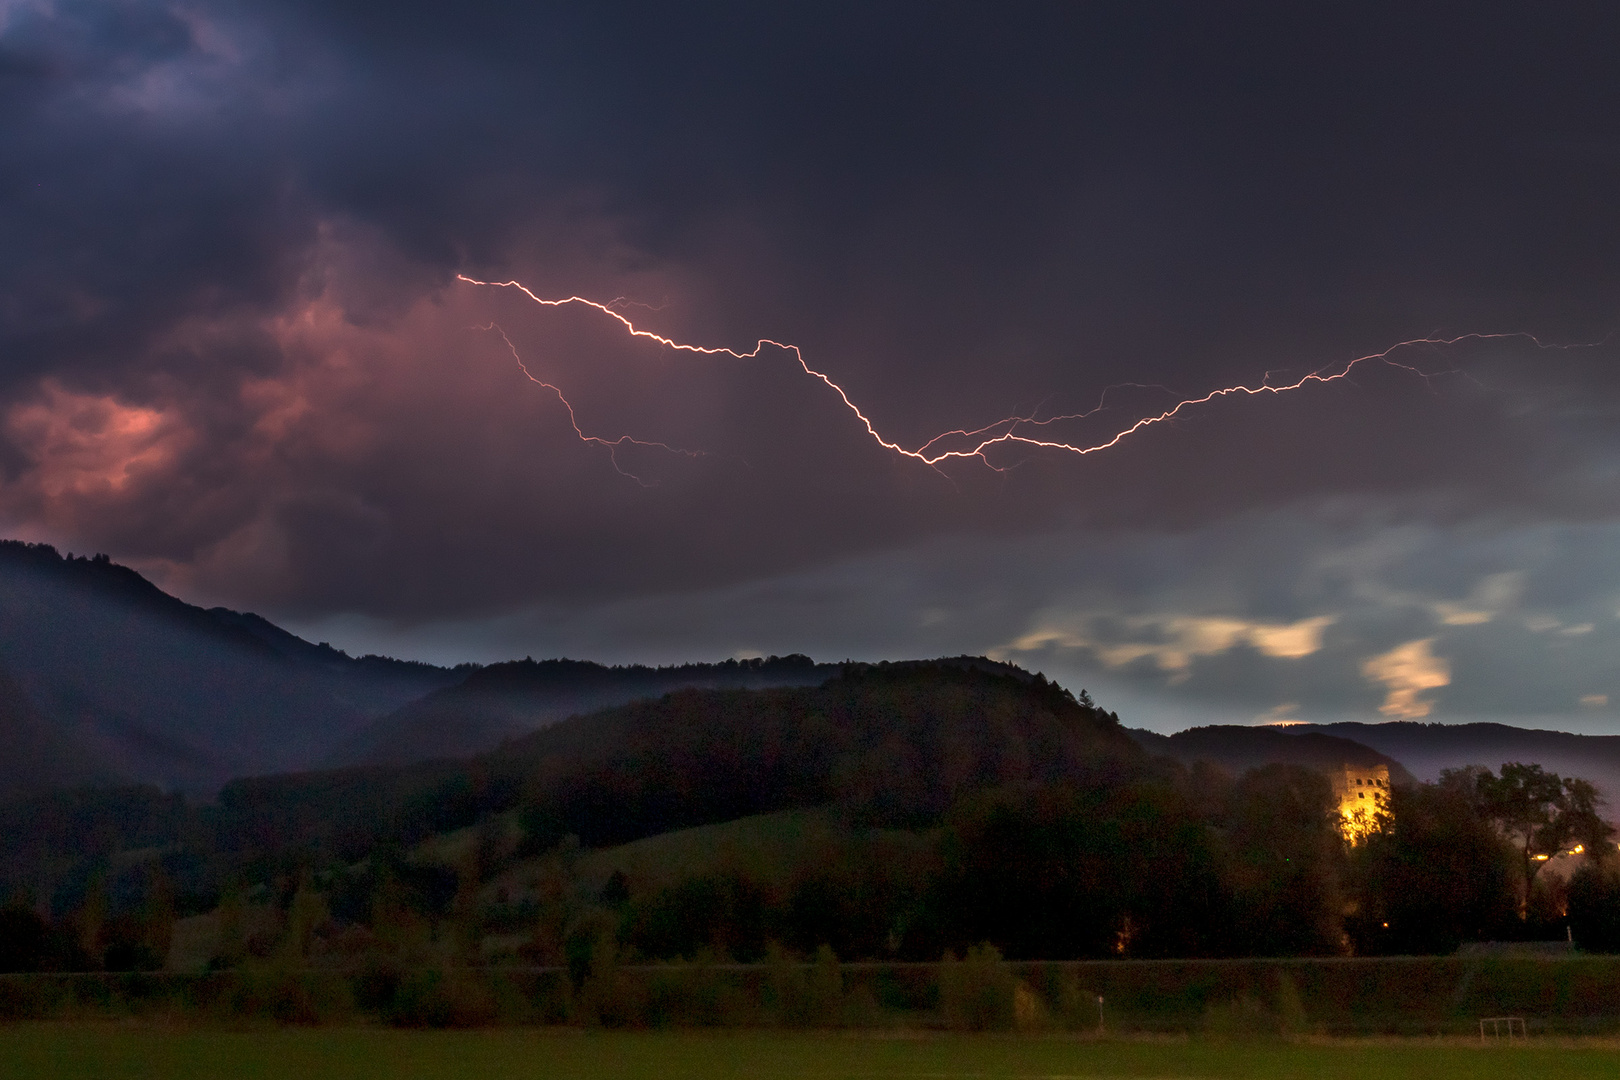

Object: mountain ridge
[0,540,464,793]
[1127,724,1417,786]
[5,538,1619,814]
[1296,720,1620,809]
[330,653,1038,766]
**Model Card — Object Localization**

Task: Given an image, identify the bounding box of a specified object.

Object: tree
[1469,764,1617,919]
[927,779,1224,960]
[1558,778,1617,864]
[0,901,50,972]
[1346,773,1517,954]
[1217,765,1347,956]
[1568,862,1620,952]
[1474,763,1569,910]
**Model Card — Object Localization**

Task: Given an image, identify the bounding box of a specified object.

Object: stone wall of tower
[1330,762,1390,843]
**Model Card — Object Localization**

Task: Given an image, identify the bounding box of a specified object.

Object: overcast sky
[3,2,1619,731]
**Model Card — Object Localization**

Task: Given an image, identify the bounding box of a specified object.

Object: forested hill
[0,540,1051,793]
[6,662,1617,968]
[0,541,463,794]
[216,661,1139,863]
[329,653,844,766]
[0,662,1140,904]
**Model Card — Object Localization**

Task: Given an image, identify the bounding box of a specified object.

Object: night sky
[4,3,1619,731]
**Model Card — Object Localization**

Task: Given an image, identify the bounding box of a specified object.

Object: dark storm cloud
[284,511,1620,733]
[3,1,1620,728]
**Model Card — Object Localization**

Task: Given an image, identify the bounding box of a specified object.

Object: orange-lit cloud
[1361,638,1450,719]
[1256,701,1303,724]
[5,381,189,501]
[993,612,1336,681]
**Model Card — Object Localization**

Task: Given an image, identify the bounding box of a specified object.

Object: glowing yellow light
[1534,853,1551,861]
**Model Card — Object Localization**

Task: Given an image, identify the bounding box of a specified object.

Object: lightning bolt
[475,322,701,486]
[457,274,1574,479]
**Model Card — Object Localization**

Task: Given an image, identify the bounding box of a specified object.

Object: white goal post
[1478,1016,1526,1042]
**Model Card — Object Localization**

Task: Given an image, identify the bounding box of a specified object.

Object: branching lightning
[457,274,1565,480]
[475,322,701,485]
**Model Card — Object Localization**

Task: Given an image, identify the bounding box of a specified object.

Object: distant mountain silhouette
[0,541,463,792]
[0,541,933,791]
[1133,720,1620,815]
[1296,721,1620,810]
[1128,724,1416,785]
[328,653,843,765]
[9,534,1616,823]
[328,655,1036,766]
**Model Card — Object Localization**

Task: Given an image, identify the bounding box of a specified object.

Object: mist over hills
[1297,721,1620,811]
[5,542,1620,968]
[1128,725,1417,787]
[0,542,839,790]
[0,662,1140,911]
[0,541,462,794]
[3,537,1617,817]
[218,662,1140,863]
[1125,721,1620,815]
[330,654,1042,767]
[332,654,842,766]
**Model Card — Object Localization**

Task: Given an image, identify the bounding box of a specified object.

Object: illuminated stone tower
[1330,762,1390,843]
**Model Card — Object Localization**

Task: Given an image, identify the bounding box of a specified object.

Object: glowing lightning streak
[476,322,701,486]
[457,274,1568,476]
[458,274,936,471]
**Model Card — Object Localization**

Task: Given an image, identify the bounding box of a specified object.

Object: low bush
[229,967,351,1025]
[386,968,498,1028]
[939,944,1015,1031]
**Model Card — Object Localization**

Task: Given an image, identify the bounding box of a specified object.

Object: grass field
[0,1026,1613,1080]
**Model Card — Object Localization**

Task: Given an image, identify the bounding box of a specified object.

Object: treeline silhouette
[331,652,842,765]
[0,664,1617,976]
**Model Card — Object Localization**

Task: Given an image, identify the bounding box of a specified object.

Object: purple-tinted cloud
[3,2,1620,728]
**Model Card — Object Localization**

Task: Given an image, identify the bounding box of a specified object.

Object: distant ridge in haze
[1297,721,1620,809]
[0,540,882,790]
[195,660,1141,869]
[0,541,463,793]
[1128,724,1416,786]
[331,654,1041,765]
[9,535,1616,816]
[1131,720,1620,814]
[331,653,841,765]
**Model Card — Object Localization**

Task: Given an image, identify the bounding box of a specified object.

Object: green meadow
[0,1027,1614,1080]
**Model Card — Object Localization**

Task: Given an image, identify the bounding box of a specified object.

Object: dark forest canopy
[213,660,1139,861]
[1,661,1617,975]
[331,652,846,766]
